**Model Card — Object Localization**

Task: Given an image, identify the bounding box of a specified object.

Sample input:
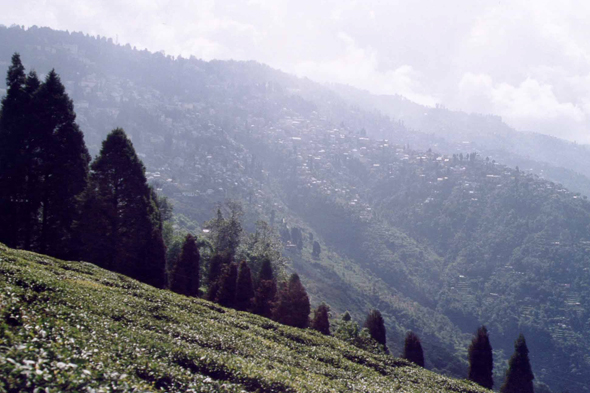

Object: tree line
[0,54,535,393]
[0,54,167,287]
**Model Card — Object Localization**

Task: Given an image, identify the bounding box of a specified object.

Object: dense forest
[2,25,590,392]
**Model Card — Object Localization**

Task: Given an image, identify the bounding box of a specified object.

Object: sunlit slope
[0,244,488,392]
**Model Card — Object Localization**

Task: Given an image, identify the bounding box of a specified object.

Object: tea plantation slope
[0,244,488,393]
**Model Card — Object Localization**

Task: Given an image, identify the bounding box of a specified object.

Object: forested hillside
[2,25,590,392]
[331,84,590,198]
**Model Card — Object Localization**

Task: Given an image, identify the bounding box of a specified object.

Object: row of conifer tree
[0,54,167,288]
[0,54,535,393]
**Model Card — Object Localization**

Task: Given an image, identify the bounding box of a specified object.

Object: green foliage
[403,332,425,368]
[0,54,33,250]
[79,128,165,288]
[333,312,387,355]
[468,326,494,390]
[311,303,331,336]
[0,243,491,392]
[235,261,254,312]
[171,234,200,297]
[501,334,534,393]
[253,279,277,319]
[273,273,311,329]
[33,69,91,258]
[0,56,90,259]
[215,262,238,308]
[238,220,285,280]
[364,309,387,350]
[205,202,243,260]
[6,29,590,389]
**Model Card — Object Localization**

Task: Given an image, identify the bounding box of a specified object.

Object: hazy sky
[3,0,590,142]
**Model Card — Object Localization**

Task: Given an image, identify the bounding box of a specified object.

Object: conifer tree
[35,70,90,258]
[171,234,200,297]
[206,253,226,300]
[311,303,331,335]
[235,261,254,311]
[80,128,165,287]
[253,258,277,318]
[215,262,238,308]
[468,326,494,389]
[273,273,310,328]
[403,331,425,367]
[258,258,274,283]
[501,334,534,393]
[0,57,90,258]
[364,309,387,349]
[0,54,38,249]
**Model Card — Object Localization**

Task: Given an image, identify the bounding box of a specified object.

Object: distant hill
[0,243,489,392]
[1,25,588,392]
[329,83,590,198]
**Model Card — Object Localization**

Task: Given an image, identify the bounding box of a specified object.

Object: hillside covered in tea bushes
[0,243,489,393]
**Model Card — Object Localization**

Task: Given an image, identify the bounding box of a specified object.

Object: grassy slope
[0,244,489,393]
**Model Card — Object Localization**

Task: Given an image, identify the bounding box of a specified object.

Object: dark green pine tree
[235,261,255,312]
[171,234,200,297]
[403,331,425,367]
[80,128,165,288]
[273,273,310,328]
[253,258,277,318]
[215,262,238,308]
[0,54,39,249]
[34,70,90,258]
[501,334,534,393]
[206,253,227,301]
[364,309,387,351]
[468,326,494,389]
[311,303,331,335]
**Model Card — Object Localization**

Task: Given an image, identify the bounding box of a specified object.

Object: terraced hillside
[0,243,488,392]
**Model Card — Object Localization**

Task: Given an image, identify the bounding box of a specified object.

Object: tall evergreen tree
[34,70,90,258]
[468,326,494,389]
[215,262,238,308]
[273,273,310,328]
[501,334,534,393]
[403,331,425,367]
[0,57,89,258]
[0,54,37,249]
[206,253,227,301]
[171,234,200,297]
[311,303,331,335]
[80,128,165,287]
[253,258,277,318]
[235,261,254,311]
[364,309,387,349]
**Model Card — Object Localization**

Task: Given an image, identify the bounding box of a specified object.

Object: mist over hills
[2,25,590,392]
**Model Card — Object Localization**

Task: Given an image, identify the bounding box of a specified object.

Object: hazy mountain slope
[0,25,473,378]
[1,25,587,391]
[0,244,491,393]
[329,83,590,198]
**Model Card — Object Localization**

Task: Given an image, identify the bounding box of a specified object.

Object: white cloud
[457,73,589,141]
[292,32,437,106]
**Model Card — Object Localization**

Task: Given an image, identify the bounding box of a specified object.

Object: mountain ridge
[1,25,588,392]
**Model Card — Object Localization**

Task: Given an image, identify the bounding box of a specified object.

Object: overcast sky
[3,0,590,142]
